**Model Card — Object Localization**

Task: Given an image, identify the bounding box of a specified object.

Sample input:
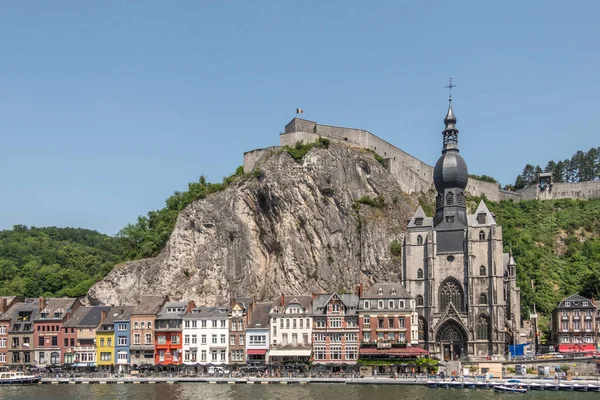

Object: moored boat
[0,371,40,385]
[493,385,527,393]
[572,383,588,392]
[475,381,490,389]
[528,382,545,390]
[463,381,476,389]
[588,384,600,392]
[438,381,450,388]
[559,383,574,391]
[426,380,438,388]
[449,381,464,388]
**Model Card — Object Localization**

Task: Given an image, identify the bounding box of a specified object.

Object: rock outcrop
[87,143,430,306]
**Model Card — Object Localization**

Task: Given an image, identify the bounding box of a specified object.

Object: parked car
[208,366,230,375]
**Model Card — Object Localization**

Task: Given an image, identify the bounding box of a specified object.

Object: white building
[267,295,312,364]
[182,306,229,366]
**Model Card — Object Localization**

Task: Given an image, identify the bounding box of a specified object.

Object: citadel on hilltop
[244,118,600,202]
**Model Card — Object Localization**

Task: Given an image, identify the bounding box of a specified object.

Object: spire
[442,77,459,153]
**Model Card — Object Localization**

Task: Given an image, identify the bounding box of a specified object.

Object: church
[402,99,522,361]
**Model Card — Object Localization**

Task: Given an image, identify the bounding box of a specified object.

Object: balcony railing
[74,346,95,352]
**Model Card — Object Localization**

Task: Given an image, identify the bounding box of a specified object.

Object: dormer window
[364,300,370,309]
[377,288,383,296]
[477,213,486,224]
[391,288,397,295]
[565,301,570,306]
[583,301,589,306]
[446,192,454,205]
[415,218,423,226]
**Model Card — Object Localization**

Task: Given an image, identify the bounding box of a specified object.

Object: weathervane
[445,76,456,101]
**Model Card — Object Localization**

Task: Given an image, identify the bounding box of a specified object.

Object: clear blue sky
[1,1,599,235]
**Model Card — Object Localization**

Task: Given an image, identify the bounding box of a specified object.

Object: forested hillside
[0,226,126,298]
[481,197,600,336]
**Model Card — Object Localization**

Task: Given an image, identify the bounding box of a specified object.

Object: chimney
[356,284,363,297]
[100,310,107,323]
[187,300,196,312]
[280,293,285,307]
[0,298,7,313]
[38,297,47,311]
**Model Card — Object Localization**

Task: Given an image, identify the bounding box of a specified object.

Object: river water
[0,384,596,400]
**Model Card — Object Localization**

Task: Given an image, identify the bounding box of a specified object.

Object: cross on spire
[445,76,456,101]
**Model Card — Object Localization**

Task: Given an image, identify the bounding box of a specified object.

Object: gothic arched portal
[436,320,468,361]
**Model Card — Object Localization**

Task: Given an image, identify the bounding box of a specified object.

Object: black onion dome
[434,151,468,192]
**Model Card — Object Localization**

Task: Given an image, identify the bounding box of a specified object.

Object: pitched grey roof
[133,296,168,315]
[35,298,79,321]
[156,302,189,320]
[102,306,137,325]
[63,306,111,328]
[468,200,496,227]
[556,294,595,309]
[362,283,412,299]
[247,302,271,329]
[407,206,433,228]
[235,297,252,310]
[183,306,229,319]
[271,295,313,314]
[312,293,359,316]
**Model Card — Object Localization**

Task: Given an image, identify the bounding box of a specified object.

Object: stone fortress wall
[243,118,600,202]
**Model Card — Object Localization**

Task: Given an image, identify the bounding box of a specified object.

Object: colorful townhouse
[0,297,18,368]
[6,298,39,368]
[63,306,111,367]
[267,295,313,365]
[182,306,229,366]
[155,301,194,365]
[229,297,251,365]
[130,296,166,367]
[34,297,81,367]
[552,294,597,354]
[113,306,136,373]
[312,293,360,366]
[245,302,271,364]
[96,308,115,371]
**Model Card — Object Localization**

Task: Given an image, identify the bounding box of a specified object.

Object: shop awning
[246,349,267,355]
[268,349,312,357]
[359,347,429,357]
[557,344,595,353]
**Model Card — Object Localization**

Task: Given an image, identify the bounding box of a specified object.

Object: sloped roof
[63,306,111,328]
[35,298,79,321]
[102,306,137,325]
[312,293,359,315]
[184,306,229,319]
[407,206,433,229]
[247,302,271,329]
[556,294,595,309]
[133,296,168,315]
[468,200,496,227]
[271,295,313,314]
[362,283,412,299]
[156,301,189,320]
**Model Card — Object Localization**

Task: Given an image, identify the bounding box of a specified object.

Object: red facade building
[154,301,194,365]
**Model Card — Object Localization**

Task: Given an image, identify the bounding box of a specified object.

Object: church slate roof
[407,206,433,228]
[468,200,497,227]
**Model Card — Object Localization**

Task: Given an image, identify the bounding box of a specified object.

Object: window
[107,338,112,346]
[417,235,423,245]
[446,192,454,205]
[416,295,424,307]
[399,300,405,308]
[345,346,358,360]
[101,352,111,361]
[565,301,570,306]
[363,316,370,325]
[561,321,569,331]
[141,321,145,329]
[145,334,152,344]
[329,317,342,328]
[398,318,405,328]
[364,332,371,342]
[477,316,489,340]
[479,293,487,305]
[286,319,290,329]
[39,337,45,346]
[315,346,326,360]
[479,230,485,241]
[574,321,580,331]
[378,318,384,329]
[332,304,341,312]
[377,300,384,309]
[185,320,190,328]
[457,192,465,206]
[201,335,207,344]
[331,346,342,360]
[220,334,226,344]
[439,278,464,312]
[417,268,424,279]
[220,350,226,361]
[212,335,217,344]
[388,300,395,309]
[364,300,370,309]
[192,334,197,344]
[134,334,141,344]
[157,335,166,345]
[211,350,217,361]
[299,319,304,329]
[0,326,5,335]
[249,335,266,345]
[118,336,127,346]
[239,336,244,345]
[415,217,423,226]
[134,321,139,329]
[330,333,342,342]
[220,320,226,328]
[477,213,486,224]
[398,332,406,343]
[230,335,236,345]
[117,323,126,331]
[117,351,127,361]
[184,335,190,345]
[388,318,394,329]
[583,301,589,306]
[315,318,326,328]
[480,265,486,276]
[0,338,6,348]
[346,317,356,328]
[303,333,309,345]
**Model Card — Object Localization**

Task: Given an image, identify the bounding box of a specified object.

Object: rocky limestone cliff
[88,143,430,306]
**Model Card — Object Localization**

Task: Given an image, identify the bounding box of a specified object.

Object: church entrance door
[436,320,467,361]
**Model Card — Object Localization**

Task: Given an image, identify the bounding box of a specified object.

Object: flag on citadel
[296,108,304,114]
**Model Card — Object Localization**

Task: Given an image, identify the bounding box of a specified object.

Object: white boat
[0,371,41,385]
[493,385,527,393]
[426,380,438,388]
[572,383,588,392]
[528,382,545,390]
[587,384,600,392]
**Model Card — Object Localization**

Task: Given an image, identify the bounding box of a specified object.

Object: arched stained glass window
[417,269,424,279]
[417,235,423,245]
[416,295,424,307]
[479,230,486,240]
[439,278,464,312]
